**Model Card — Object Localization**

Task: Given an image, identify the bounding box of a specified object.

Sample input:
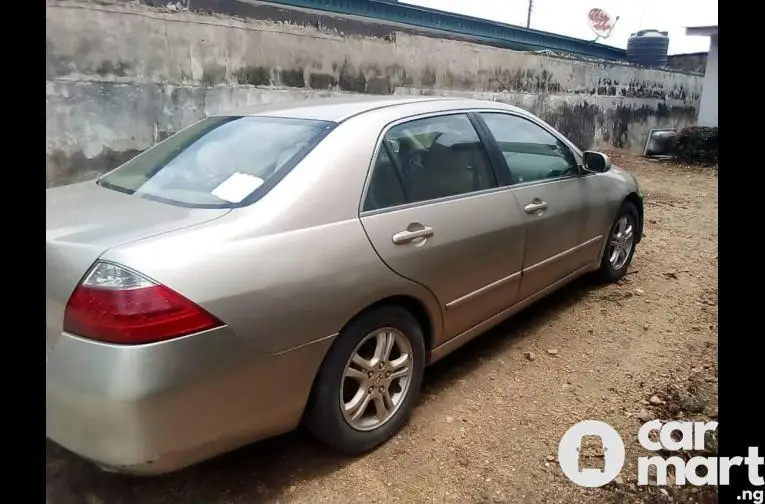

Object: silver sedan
[46,97,643,475]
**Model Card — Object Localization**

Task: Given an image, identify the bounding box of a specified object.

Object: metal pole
[526,0,533,28]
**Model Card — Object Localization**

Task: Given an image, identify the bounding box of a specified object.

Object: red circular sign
[588,8,613,33]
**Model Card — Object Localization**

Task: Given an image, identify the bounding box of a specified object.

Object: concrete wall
[697,36,718,127]
[45,0,703,187]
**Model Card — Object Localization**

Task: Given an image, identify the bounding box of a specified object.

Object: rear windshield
[98,116,335,208]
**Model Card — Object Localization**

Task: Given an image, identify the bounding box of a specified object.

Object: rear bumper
[46,327,334,475]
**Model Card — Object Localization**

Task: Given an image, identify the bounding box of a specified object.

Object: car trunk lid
[46,181,229,356]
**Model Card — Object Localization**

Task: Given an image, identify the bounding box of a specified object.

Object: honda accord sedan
[46,96,643,475]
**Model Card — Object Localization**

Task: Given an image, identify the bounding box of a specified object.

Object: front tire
[595,201,639,283]
[305,305,426,454]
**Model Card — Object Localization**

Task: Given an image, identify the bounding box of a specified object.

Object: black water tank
[627,30,670,67]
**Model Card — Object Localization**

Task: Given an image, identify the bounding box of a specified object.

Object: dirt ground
[46,151,719,504]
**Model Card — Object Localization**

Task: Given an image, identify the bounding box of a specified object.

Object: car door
[476,112,602,300]
[359,112,526,341]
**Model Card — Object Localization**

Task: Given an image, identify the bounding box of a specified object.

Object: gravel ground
[46,151,718,504]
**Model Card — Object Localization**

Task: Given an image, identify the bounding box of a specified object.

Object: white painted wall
[697,35,718,127]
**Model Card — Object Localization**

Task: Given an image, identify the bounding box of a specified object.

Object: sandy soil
[46,151,719,504]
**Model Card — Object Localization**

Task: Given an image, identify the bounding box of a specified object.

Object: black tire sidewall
[598,202,639,282]
[306,305,426,454]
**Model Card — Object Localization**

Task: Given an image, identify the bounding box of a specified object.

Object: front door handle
[524,199,548,214]
[392,225,434,245]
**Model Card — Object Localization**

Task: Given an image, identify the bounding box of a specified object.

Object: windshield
[98,116,335,208]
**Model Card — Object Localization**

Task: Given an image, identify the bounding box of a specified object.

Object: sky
[400,0,717,55]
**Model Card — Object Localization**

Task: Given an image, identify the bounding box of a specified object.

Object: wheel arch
[300,293,438,425]
[338,295,436,362]
[624,192,644,243]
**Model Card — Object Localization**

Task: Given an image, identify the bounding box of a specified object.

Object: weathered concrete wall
[46,0,703,187]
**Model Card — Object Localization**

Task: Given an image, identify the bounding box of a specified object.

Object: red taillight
[63,261,222,345]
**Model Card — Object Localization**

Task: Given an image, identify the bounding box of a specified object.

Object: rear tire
[595,201,639,283]
[305,305,426,455]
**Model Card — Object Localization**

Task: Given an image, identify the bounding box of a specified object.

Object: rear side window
[99,116,334,208]
[364,147,407,211]
[364,114,495,211]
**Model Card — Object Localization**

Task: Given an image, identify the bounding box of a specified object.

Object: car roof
[214,96,529,123]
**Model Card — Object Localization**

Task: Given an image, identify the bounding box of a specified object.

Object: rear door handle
[392,225,434,245]
[524,199,548,214]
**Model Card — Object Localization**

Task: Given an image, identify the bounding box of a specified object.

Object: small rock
[446,415,454,424]
[635,288,645,295]
[643,324,649,331]
[547,348,559,356]
[679,391,707,413]
[524,351,536,361]
[649,395,664,405]
[546,455,555,461]
[705,376,718,383]
[637,408,652,422]
[659,488,669,497]
[640,399,650,405]
[614,475,624,485]
[288,485,297,494]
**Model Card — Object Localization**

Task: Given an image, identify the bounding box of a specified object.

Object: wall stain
[95,60,131,77]
[234,66,271,86]
[543,101,599,150]
[367,77,391,95]
[202,64,227,86]
[279,68,305,88]
[310,72,338,89]
[421,66,437,87]
[338,60,367,92]
[386,64,413,87]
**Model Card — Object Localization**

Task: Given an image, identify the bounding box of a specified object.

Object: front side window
[99,116,334,208]
[480,113,578,185]
[364,114,495,211]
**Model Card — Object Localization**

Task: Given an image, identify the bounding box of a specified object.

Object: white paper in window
[211,172,265,203]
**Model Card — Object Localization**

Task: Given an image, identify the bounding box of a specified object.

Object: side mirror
[582,151,612,174]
